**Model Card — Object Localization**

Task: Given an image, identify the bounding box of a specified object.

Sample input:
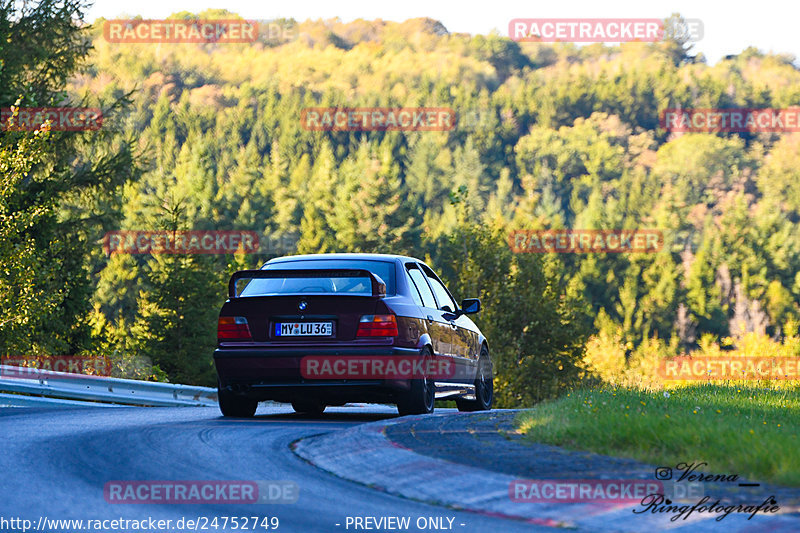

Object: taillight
[356,314,399,337]
[218,316,252,341]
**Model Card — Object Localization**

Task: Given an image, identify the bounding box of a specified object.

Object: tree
[0,120,60,353]
[123,199,226,385]
[431,200,592,406]
[130,252,222,385]
[0,0,142,354]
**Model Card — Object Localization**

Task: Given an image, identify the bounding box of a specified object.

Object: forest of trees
[3,3,800,406]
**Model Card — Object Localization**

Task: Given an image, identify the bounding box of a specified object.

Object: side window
[422,267,457,313]
[404,269,424,306]
[406,265,437,309]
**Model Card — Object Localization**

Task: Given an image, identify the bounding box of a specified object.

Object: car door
[419,264,475,383]
[405,263,454,368]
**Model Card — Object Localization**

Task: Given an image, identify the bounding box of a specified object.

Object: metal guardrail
[0,392,126,408]
[0,365,218,407]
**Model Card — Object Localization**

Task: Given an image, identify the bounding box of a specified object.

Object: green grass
[516,385,800,486]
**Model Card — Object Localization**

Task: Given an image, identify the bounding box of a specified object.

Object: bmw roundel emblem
[298,300,307,311]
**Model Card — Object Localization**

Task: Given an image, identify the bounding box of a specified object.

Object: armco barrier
[0,392,125,407]
[0,365,217,407]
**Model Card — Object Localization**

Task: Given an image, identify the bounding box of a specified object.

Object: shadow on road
[253,411,398,422]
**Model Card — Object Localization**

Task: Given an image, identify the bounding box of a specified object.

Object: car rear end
[213,257,423,408]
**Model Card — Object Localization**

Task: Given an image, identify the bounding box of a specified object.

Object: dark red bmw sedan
[213,253,492,417]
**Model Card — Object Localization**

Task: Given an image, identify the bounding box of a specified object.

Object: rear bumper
[214,346,421,403]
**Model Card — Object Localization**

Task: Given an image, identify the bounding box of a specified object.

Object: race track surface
[0,405,548,533]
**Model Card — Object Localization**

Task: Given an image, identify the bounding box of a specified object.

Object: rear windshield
[237,259,396,297]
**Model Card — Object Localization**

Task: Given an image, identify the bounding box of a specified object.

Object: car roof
[265,253,424,265]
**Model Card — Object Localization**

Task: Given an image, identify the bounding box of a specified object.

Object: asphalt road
[0,405,547,533]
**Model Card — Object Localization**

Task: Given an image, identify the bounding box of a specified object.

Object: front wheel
[456,346,493,412]
[397,347,435,416]
[218,382,258,418]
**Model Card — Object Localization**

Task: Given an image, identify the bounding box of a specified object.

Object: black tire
[291,399,326,415]
[456,346,493,412]
[397,347,435,416]
[218,382,258,418]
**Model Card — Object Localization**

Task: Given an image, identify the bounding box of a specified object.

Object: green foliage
[0,121,61,352]
[6,6,800,400]
[128,253,223,386]
[0,1,142,356]
[517,385,800,485]
[0,0,92,107]
[430,217,593,407]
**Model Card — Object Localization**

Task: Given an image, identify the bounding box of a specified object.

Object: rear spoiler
[228,269,387,298]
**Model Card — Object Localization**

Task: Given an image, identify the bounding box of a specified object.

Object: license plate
[275,322,333,337]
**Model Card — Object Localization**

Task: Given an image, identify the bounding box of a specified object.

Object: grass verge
[516,384,800,486]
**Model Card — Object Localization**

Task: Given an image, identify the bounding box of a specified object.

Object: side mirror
[460,298,481,315]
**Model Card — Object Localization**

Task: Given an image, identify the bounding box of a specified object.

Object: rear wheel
[456,346,493,412]
[291,399,326,415]
[218,382,258,418]
[397,347,435,416]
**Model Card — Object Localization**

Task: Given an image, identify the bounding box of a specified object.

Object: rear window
[237,259,396,297]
